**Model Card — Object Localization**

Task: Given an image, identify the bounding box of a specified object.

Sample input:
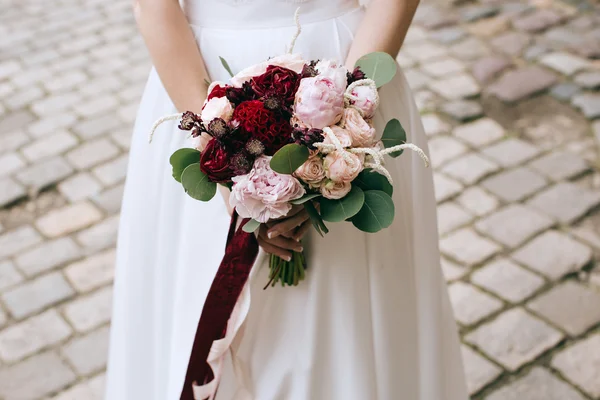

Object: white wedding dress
[105,0,468,399]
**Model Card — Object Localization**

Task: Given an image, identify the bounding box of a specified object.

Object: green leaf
[320,186,365,222]
[180,163,217,201]
[355,52,397,88]
[203,78,211,86]
[304,201,329,236]
[242,219,261,233]
[354,169,393,196]
[290,193,321,205]
[169,148,201,183]
[381,119,407,158]
[351,190,395,233]
[270,144,310,175]
[219,56,234,78]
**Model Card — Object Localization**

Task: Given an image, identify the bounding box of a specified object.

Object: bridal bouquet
[150,42,428,289]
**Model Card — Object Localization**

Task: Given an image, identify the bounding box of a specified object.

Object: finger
[271,204,303,221]
[257,237,292,261]
[258,226,303,252]
[293,220,312,241]
[268,210,309,238]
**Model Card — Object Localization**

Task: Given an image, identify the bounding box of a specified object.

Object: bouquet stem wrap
[181,212,259,400]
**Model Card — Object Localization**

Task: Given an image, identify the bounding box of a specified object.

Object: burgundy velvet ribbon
[180,212,259,400]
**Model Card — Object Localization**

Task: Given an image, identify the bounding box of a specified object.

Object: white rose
[230,53,306,87]
[201,96,233,123]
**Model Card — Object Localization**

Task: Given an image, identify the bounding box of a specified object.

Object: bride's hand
[256,206,311,260]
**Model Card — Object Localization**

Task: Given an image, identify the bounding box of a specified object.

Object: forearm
[345,0,420,68]
[135,0,209,113]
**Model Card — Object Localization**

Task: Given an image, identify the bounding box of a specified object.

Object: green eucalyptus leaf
[354,169,393,196]
[242,219,261,233]
[169,148,201,183]
[290,193,321,205]
[351,190,395,233]
[219,56,234,78]
[180,163,217,202]
[320,186,365,222]
[381,119,407,158]
[270,144,310,175]
[355,52,397,88]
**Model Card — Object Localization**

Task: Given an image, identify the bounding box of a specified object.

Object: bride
[105,0,468,399]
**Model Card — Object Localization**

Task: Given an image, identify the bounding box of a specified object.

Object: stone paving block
[0,60,20,80]
[91,183,125,214]
[574,71,600,90]
[404,69,431,91]
[440,100,483,122]
[0,177,26,207]
[72,113,123,139]
[448,281,503,326]
[75,214,120,253]
[540,52,591,76]
[428,136,468,168]
[572,93,600,120]
[5,86,45,110]
[491,31,530,56]
[403,41,448,62]
[456,187,499,217]
[550,83,581,102]
[429,74,481,100]
[421,57,465,78]
[73,95,120,118]
[44,70,88,93]
[512,231,592,280]
[0,260,23,291]
[66,138,120,170]
[0,225,42,260]
[0,351,76,400]
[0,152,25,178]
[527,182,600,224]
[440,228,501,266]
[450,37,490,60]
[0,309,72,363]
[63,286,112,332]
[64,249,116,293]
[461,345,502,395]
[51,373,106,400]
[551,333,600,398]
[513,9,564,33]
[528,151,589,181]
[442,153,500,185]
[472,258,544,303]
[61,326,110,375]
[481,167,548,202]
[15,237,82,277]
[437,202,473,236]
[2,272,75,319]
[475,205,554,248]
[440,257,468,282]
[527,281,600,336]
[27,113,77,138]
[35,202,103,238]
[92,154,129,186]
[15,156,74,190]
[421,114,451,137]
[21,131,79,161]
[488,66,557,103]
[471,55,511,83]
[31,92,83,117]
[461,5,499,22]
[0,131,29,155]
[58,172,103,202]
[481,138,541,168]
[486,367,586,400]
[464,308,563,371]
[0,110,36,135]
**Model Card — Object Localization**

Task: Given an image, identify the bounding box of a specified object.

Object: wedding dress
[105,0,469,399]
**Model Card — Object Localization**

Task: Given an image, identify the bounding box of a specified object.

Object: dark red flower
[226,82,255,106]
[251,65,300,105]
[199,139,234,183]
[347,66,366,85]
[179,111,201,131]
[207,85,228,101]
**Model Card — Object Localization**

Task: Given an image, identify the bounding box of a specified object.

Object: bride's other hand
[267,205,311,241]
[257,224,304,261]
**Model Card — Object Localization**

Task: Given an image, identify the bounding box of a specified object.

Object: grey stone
[574,72,600,89]
[0,226,42,260]
[63,286,113,332]
[61,326,110,375]
[0,152,25,178]
[15,237,82,277]
[433,173,464,203]
[527,281,600,337]
[51,373,106,400]
[440,228,501,266]
[481,167,548,202]
[64,249,116,293]
[0,260,23,291]
[437,202,474,236]
[0,351,76,399]
[464,308,563,371]
[72,113,124,139]
[475,205,554,248]
[28,113,77,138]
[491,31,530,56]
[461,5,499,22]
[35,202,103,238]
[15,156,74,190]
[550,83,582,102]
[552,334,600,398]
[513,9,563,33]
[441,100,483,121]
[544,27,585,47]
[524,44,550,61]
[21,131,79,162]
[441,258,468,282]
[76,214,120,253]
[429,27,466,44]
[428,136,468,168]
[91,183,125,214]
[461,345,502,395]
[572,93,600,119]
[512,231,592,280]
[486,367,586,400]
[481,138,541,167]
[452,118,505,147]
[429,74,481,100]
[527,182,600,224]
[488,66,557,103]
[472,259,544,303]
[58,172,103,202]
[456,187,499,217]
[0,131,29,155]
[540,52,591,76]
[421,114,451,137]
[422,57,465,78]
[450,37,491,61]
[442,153,500,185]
[529,151,589,181]
[0,177,26,207]
[471,56,512,83]
[404,69,432,91]
[448,282,503,326]
[403,42,448,62]
[92,154,129,186]
[66,138,120,170]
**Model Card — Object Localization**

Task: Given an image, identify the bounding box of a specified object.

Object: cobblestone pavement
[1,0,600,398]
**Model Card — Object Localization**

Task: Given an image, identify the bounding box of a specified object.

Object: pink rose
[323,125,352,148]
[201,96,233,123]
[320,180,352,200]
[324,151,364,183]
[230,54,305,88]
[294,155,326,188]
[191,132,211,151]
[230,156,306,223]
[348,83,379,118]
[343,108,377,147]
[294,76,344,129]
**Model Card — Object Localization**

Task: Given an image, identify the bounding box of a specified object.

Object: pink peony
[348,83,379,118]
[201,96,233,123]
[324,151,364,183]
[343,108,377,147]
[294,154,326,188]
[294,76,345,129]
[230,156,306,223]
[323,125,352,148]
[320,180,352,200]
[315,60,348,91]
[230,54,306,88]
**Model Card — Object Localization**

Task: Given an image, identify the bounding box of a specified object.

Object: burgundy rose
[207,85,228,101]
[251,65,300,105]
[199,138,234,183]
[226,82,255,106]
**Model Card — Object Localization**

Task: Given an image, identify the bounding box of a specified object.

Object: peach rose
[201,96,233,123]
[343,108,376,147]
[230,53,305,88]
[323,125,352,148]
[320,180,352,200]
[295,155,326,187]
[324,151,364,183]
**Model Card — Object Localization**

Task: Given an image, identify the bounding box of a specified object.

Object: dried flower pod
[245,139,265,156]
[293,127,324,150]
[346,67,366,85]
[179,111,200,131]
[301,60,319,79]
[231,152,253,175]
[208,118,229,139]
